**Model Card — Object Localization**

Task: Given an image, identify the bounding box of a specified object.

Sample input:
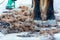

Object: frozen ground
[0,0,32,14]
[0,32,60,40]
[0,0,60,40]
[0,32,39,40]
[0,0,60,16]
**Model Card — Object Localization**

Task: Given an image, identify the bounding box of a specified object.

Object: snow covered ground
[0,32,39,40]
[54,33,60,40]
[0,0,32,14]
[0,0,60,40]
[0,0,60,14]
[0,32,60,40]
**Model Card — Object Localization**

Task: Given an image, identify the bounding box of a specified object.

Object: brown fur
[0,6,36,33]
[32,0,49,21]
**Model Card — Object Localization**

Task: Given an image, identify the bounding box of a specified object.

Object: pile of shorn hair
[0,6,38,33]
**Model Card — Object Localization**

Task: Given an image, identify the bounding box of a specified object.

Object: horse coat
[33,0,55,20]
